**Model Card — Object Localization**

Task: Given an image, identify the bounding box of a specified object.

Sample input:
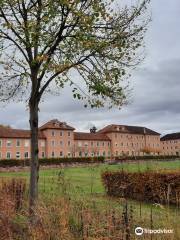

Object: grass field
[0,160,180,239]
[0,160,180,195]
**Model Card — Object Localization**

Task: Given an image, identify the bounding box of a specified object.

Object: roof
[161,132,180,141]
[40,119,75,131]
[0,127,45,139]
[74,132,110,141]
[98,124,160,136]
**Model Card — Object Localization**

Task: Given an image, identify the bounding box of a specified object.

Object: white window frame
[6,152,11,159]
[16,139,21,147]
[6,140,12,147]
[16,152,21,159]
[24,152,29,159]
[24,140,29,147]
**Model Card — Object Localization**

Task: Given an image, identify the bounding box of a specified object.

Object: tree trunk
[29,99,39,216]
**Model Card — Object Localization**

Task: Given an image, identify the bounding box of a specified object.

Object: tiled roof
[98,124,160,135]
[40,119,75,131]
[74,132,110,141]
[161,132,180,141]
[0,127,45,139]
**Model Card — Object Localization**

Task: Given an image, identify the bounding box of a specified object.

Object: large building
[0,119,164,160]
[161,133,180,156]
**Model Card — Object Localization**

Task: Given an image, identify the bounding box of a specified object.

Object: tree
[0,0,150,213]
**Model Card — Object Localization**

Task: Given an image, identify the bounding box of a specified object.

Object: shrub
[102,171,180,205]
[0,156,105,168]
[114,155,179,161]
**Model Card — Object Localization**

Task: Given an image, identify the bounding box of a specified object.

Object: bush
[114,155,179,161]
[102,171,180,205]
[0,156,105,168]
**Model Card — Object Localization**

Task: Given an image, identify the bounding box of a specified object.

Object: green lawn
[0,160,180,196]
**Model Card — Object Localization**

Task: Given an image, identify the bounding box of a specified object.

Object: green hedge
[114,155,179,161]
[0,156,105,168]
[102,171,180,205]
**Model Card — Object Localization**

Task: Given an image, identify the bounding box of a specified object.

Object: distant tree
[0,124,11,128]
[0,0,150,214]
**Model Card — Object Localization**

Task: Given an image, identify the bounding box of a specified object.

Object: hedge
[102,171,180,205]
[114,155,179,161]
[0,156,105,168]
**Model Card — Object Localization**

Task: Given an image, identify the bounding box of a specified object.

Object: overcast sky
[0,0,180,136]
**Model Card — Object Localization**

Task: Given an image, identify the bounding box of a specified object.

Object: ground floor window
[103,151,106,156]
[84,152,88,157]
[52,151,55,158]
[6,152,11,159]
[24,152,29,158]
[60,151,63,157]
[16,152,21,159]
[79,151,82,157]
[68,152,71,157]
[42,152,45,158]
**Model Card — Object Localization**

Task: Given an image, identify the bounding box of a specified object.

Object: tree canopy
[0,0,150,108]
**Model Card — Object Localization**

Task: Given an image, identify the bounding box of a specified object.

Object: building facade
[161,133,180,156]
[0,119,179,160]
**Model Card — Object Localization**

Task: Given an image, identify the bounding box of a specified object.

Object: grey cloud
[0,0,180,136]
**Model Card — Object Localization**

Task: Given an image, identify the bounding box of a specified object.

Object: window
[79,151,82,157]
[84,142,88,147]
[97,142,99,147]
[7,140,12,147]
[91,152,94,157]
[60,131,63,136]
[103,151,106,156]
[16,139,21,147]
[42,152,45,158]
[115,142,118,147]
[6,152,11,159]
[0,152,2,159]
[51,140,55,147]
[52,131,55,137]
[116,151,118,156]
[68,132,71,137]
[52,151,55,158]
[102,142,105,147]
[60,141,63,146]
[108,151,111,156]
[60,151,63,157]
[41,141,45,147]
[16,152,20,159]
[68,152,71,157]
[68,141,71,146]
[91,142,93,147]
[24,152,29,158]
[84,152,88,157]
[25,140,29,147]
[78,141,82,147]
[0,140,2,147]
[108,142,110,146]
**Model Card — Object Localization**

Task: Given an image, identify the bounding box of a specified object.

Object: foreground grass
[0,160,180,239]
